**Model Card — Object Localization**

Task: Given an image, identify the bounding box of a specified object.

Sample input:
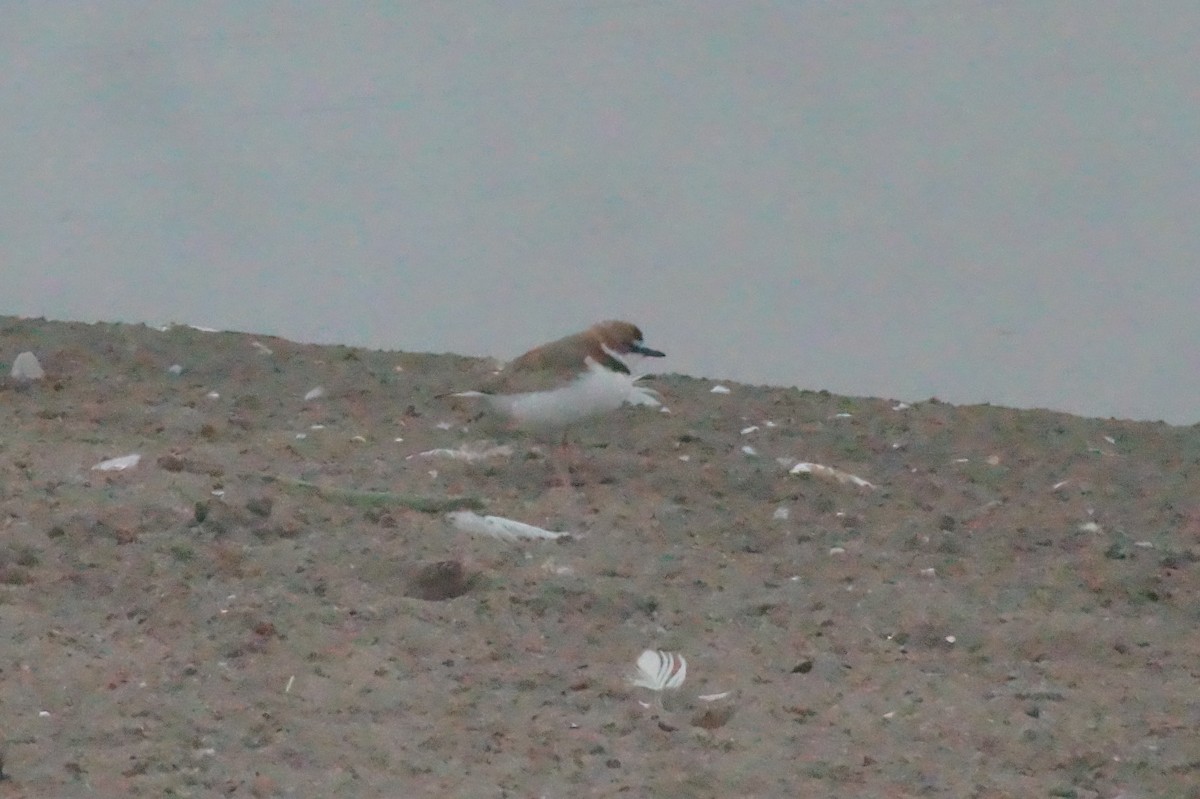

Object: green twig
[257,474,484,513]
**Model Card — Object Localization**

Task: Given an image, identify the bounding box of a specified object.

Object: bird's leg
[544,426,583,488]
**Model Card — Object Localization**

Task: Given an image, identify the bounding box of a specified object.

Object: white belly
[489,361,659,427]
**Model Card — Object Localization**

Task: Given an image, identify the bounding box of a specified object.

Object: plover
[449,320,665,428]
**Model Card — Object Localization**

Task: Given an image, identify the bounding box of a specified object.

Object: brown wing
[482,328,629,395]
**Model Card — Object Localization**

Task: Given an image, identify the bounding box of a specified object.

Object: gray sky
[3,2,1198,422]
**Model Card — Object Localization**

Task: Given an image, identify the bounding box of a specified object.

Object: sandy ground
[0,316,1197,798]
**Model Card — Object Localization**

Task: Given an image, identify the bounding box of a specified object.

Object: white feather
[448,511,571,541]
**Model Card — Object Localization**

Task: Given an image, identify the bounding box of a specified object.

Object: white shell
[630,649,687,691]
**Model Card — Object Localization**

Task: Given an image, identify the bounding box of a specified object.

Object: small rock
[245,497,274,518]
[690,702,736,730]
[405,560,473,601]
[11,352,44,380]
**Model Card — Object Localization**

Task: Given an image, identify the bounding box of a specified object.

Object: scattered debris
[773,507,789,521]
[260,475,483,513]
[413,443,515,462]
[539,557,575,576]
[448,511,571,542]
[10,351,44,380]
[628,650,735,729]
[710,385,731,394]
[167,364,184,376]
[741,445,758,457]
[304,386,325,401]
[740,425,759,435]
[690,691,737,730]
[789,461,875,489]
[250,340,274,355]
[92,454,141,471]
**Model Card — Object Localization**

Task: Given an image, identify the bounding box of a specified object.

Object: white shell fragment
[447,511,571,542]
[92,454,141,471]
[630,650,687,691]
[304,386,325,401]
[697,691,732,702]
[789,461,875,489]
[710,385,731,394]
[10,351,44,380]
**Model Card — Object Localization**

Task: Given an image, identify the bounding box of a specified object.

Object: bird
[448,320,666,429]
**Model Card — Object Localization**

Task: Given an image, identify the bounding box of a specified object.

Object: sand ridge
[0,316,1196,797]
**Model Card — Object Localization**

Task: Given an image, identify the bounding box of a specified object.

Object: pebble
[11,351,44,380]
